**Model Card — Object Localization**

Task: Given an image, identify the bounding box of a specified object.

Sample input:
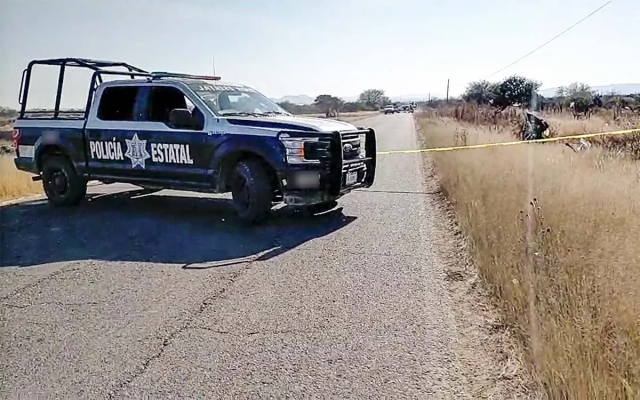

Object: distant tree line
[277,89,398,116]
[5,79,636,120]
[0,90,401,119]
[460,75,640,114]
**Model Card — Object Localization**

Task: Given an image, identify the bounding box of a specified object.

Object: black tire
[41,154,87,207]
[230,159,273,224]
[303,200,338,215]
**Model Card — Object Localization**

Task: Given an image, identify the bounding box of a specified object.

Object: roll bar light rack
[18,57,221,118]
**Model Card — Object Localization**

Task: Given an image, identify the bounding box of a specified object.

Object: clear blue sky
[0,0,636,109]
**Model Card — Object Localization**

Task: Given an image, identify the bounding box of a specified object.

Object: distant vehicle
[11,58,378,224]
[384,105,396,114]
[393,104,410,113]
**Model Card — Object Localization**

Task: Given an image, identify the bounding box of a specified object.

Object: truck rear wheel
[230,159,273,224]
[41,155,87,207]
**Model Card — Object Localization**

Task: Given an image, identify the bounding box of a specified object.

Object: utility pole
[446,79,450,103]
[212,55,216,75]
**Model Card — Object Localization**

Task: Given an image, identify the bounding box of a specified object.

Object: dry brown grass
[424,104,640,158]
[0,122,11,133]
[0,155,42,202]
[415,111,640,399]
[0,119,42,202]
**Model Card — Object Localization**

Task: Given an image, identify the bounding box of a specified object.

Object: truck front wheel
[230,159,273,224]
[41,155,87,207]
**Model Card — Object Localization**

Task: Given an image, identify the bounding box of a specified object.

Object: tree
[565,82,595,102]
[342,101,365,113]
[278,101,295,113]
[565,82,593,97]
[330,96,345,116]
[564,82,596,111]
[358,89,386,107]
[490,75,542,110]
[314,94,344,117]
[462,80,495,105]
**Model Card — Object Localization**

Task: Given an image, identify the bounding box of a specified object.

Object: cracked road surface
[1,113,477,398]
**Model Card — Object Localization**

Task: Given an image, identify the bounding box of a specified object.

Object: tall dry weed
[416,114,640,399]
[422,104,640,158]
[0,155,42,201]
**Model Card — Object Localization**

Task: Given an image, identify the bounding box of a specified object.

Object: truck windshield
[187,82,291,117]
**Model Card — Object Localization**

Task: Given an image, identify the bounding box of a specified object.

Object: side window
[144,86,204,131]
[97,86,140,121]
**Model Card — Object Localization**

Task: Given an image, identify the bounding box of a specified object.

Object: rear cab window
[97,86,139,121]
[96,83,204,130]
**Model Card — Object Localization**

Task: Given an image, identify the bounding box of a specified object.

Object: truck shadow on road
[0,188,356,268]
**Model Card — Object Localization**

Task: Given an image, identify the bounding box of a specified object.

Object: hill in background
[538,83,640,98]
[273,93,436,105]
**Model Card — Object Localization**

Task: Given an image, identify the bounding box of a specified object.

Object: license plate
[345,171,358,186]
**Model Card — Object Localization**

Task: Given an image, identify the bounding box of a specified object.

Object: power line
[485,0,614,79]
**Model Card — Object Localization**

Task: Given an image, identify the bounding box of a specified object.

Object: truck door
[133,84,216,185]
[84,83,216,185]
[84,84,144,179]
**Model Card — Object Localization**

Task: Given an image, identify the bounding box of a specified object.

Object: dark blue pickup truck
[12,58,377,224]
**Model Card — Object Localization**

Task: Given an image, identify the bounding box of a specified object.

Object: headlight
[358,133,367,158]
[279,134,320,164]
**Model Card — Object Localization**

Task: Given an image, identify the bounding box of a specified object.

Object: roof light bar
[150,71,221,81]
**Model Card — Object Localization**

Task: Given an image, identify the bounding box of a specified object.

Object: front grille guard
[277,127,377,196]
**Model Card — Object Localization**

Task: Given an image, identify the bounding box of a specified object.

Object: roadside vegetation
[277,89,399,116]
[0,108,41,202]
[297,110,379,121]
[0,146,42,202]
[416,74,640,399]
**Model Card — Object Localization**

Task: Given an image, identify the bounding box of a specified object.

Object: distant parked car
[384,105,396,114]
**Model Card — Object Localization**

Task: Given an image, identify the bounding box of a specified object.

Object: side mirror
[168,108,194,129]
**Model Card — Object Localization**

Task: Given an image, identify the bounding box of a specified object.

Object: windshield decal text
[195,84,256,92]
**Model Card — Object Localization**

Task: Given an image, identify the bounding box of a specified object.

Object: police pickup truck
[12,58,377,224]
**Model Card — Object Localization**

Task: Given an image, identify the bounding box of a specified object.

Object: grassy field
[426,103,640,157]
[1,115,43,202]
[0,151,42,202]
[415,106,640,399]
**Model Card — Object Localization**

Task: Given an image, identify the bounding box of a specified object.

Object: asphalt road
[1,113,473,398]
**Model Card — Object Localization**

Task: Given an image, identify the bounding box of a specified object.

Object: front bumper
[278,128,377,206]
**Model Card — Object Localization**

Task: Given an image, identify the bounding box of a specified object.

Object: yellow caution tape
[377,128,640,155]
